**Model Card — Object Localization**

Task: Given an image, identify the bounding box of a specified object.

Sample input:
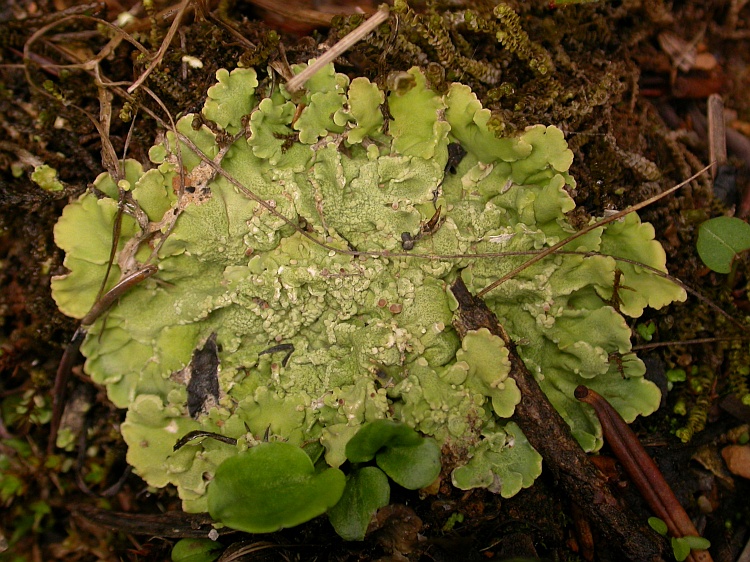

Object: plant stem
[575,385,713,562]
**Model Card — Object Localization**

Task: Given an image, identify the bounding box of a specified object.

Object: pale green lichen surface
[51,64,686,512]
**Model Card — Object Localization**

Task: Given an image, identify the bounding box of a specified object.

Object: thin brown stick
[48,265,158,454]
[195,0,255,51]
[575,386,712,562]
[127,0,192,94]
[633,335,750,351]
[707,94,727,179]
[285,5,390,93]
[79,265,158,327]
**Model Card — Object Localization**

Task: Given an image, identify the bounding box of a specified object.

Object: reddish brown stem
[575,385,712,562]
[451,278,665,561]
[48,265,158,454]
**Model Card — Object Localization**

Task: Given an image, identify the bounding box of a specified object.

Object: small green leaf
[635,321,656,341]
[697,216,750,273]
[328,466,390,541]
[441,512,464,532]
[680,536,711,551]
[666,369,687,383]
[171,538,223,562]
[207,442,346,533]
[671,537,691,561]
[648,516,668,536]
[345,420,423,463]
[376,437,441,490]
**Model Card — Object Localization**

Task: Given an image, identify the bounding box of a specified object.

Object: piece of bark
[449,276,667,562]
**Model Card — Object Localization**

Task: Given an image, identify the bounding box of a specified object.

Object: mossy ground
[1,0,749,560]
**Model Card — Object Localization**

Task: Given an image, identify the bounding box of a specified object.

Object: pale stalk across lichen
[478,163,713,298]
[285,5,390,93]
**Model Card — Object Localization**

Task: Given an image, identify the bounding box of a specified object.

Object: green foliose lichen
[51,63,685,511]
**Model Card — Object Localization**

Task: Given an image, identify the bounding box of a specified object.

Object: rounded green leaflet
[343,420,441,490]
[680,536,711,550]
[647,516,668,536]
[170,538,223,562]
[671,537,691,562]
[376,437,442,490]
[327,466,390,541]
[677,535,711,558]
[345,419,424,463]
[207,442,346,533]
[697,216,750,273]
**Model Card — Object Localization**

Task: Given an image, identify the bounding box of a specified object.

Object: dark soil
[1,1,749,561]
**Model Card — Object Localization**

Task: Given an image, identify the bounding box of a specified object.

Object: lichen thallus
[27,0,741,468]
[400,142,463,250]
[48,78,731,458]
[167,127,729,330]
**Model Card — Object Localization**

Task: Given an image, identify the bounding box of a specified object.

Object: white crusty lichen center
[50,63,686,511]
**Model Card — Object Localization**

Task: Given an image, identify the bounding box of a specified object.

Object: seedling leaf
[345,420,423,463]
[376,437,442,489]
[648,516,668,536]
[207,442,346,533]
[671,537,691,562]
[170,538,222,562]
[697,216,750,273]
[680,536,711,550]
[327,466,390,540]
